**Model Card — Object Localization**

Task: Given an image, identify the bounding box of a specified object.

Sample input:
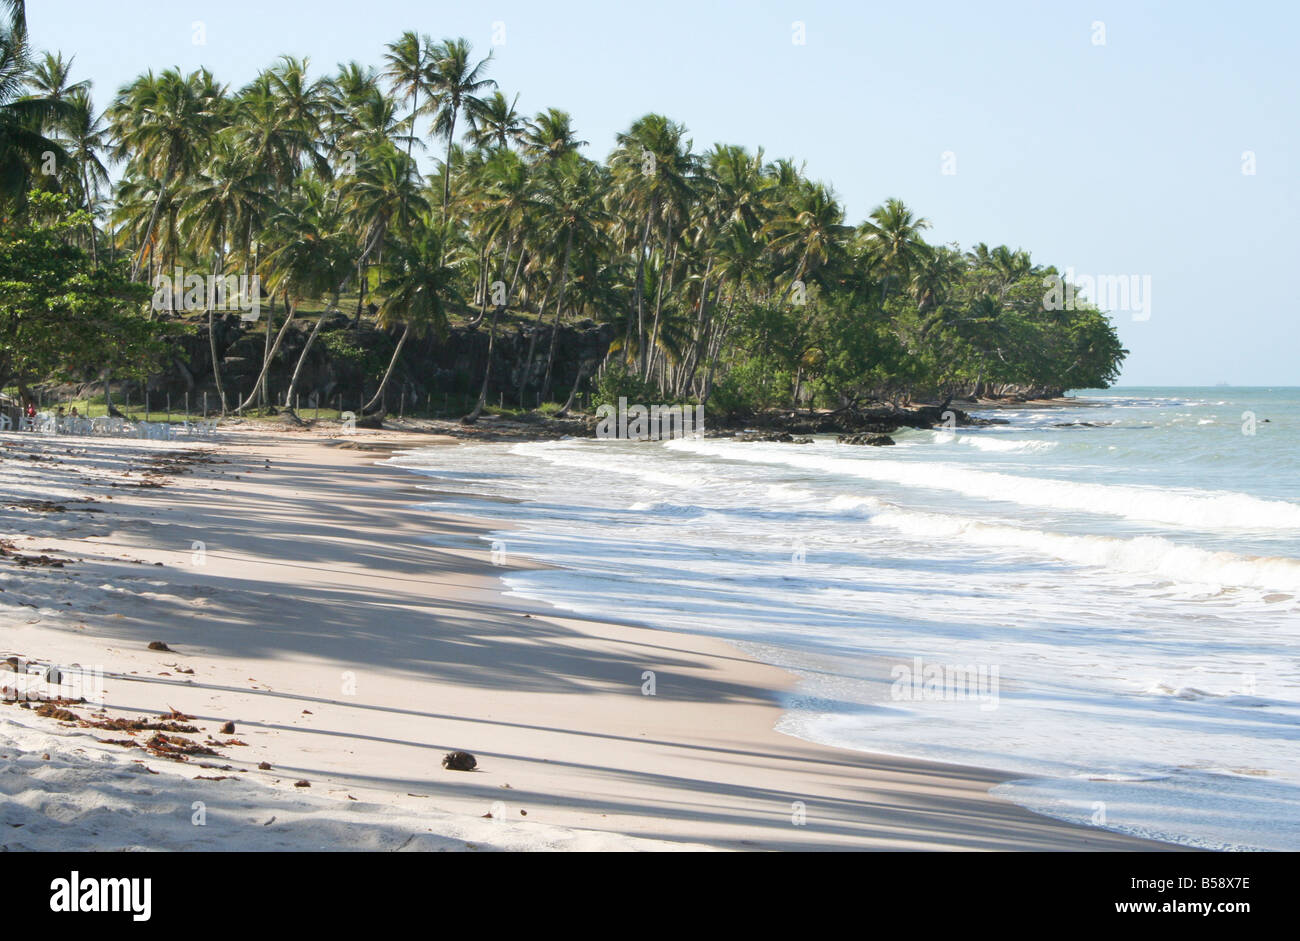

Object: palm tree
[261,177,354,413]
[108,68,228,280]
[363,218,461,412]
[345,143,430,411]
[26,50,87,101]
[59,87,109,262]
[609,114,697,377]
[265,56,330,180]
[427,37,495,217]
[536,154,609,401]
[382,31,435,174]
[466,90,524,151]
[0,2,73,206]
[182,141,274,412]
[764,179,850,300]
[522,107,586,162]
[858,197,931,300]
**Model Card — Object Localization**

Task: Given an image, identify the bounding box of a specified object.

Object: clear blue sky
[29,0,1297,385]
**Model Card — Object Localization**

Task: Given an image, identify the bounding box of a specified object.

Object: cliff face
[154,314,617,411]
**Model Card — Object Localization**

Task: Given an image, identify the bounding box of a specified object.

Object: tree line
[1,2,1126,418]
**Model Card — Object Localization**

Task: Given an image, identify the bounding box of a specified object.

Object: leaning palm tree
[261,177,355,414]
[427,37,495,217]
[363,218,462,413]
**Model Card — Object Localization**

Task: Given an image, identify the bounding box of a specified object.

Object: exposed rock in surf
[838,433,896,446]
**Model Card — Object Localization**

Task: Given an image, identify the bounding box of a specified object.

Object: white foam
[667,438,1300,532]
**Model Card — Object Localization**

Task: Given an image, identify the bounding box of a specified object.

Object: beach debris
[144,733,219,760]
[258,761,272,770]
[442,751,477,772]
[219,721,235,734]
[35,703,78,722]
[147,641,171,651]
[293,779,310,788]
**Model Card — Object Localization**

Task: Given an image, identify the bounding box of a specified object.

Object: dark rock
[219,721,235,734]
[837,433,896,446]
[147,641,171,652]
[442,750,477,772]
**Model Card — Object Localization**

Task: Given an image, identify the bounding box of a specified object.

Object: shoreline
[1,425,1178,850]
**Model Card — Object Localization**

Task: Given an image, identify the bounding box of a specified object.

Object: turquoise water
[393,387,1300,850]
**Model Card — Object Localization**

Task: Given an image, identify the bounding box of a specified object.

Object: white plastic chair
[0,414,10,431]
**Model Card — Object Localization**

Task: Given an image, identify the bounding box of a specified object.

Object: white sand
[0,425,1174,851]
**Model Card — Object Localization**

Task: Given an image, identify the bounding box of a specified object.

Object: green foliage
[319,329,389,382]
[590,361,661,408]
[0,192,161,389]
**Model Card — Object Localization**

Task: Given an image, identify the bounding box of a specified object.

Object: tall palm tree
[536,154,609,401]
[182,141,274,412]
[59,87,109,262]
[108,68,228,280]
[609,113,697,377]
[261,177,354,413]
[382,31,435,174]
[264,56,330,180]
[427,37,495,217]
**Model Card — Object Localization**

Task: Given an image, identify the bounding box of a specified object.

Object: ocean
[389,387,1300,850]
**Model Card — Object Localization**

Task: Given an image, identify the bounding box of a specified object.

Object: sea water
[389,387,1300,850]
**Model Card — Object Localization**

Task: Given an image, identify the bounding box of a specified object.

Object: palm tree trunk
[631,204,654,372]
[130,170,170,282]
[208,250,228,414]
[464,302,503,423]
[540,229,575,403]
[239,293,295,412]
[555,360,588,418]
[441,110,457,217]
[282,293,336,411]
[362,323,410,413]
[80,163,98,267]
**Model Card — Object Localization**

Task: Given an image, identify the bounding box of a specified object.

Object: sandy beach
[0,424,1176,851]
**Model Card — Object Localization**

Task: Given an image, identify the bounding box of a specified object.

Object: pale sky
[28,0,1298,385]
